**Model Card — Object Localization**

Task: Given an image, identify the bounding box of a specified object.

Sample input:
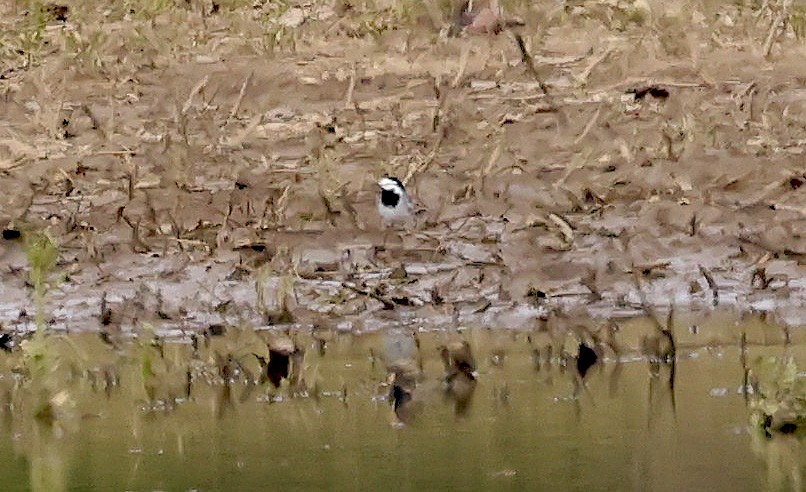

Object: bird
[377,177,413,226]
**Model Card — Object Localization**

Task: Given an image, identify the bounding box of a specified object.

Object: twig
[631,269,665,333]
[689,213,698,236]
[122,216,148,253]
[405,76,447,183]
[762,11,786,57]
[431,74,443,133]
[229,71,253,120]
[576,47,614,86]
[548,213,575,244]
[469,93,546,101]
[341,282,395,310]
[344,63,357,109]
[452,43,471,88]
[698,265,719,305]
[580,269,602,300]
[513,33,549,95]
[573,105,601,145]
[479,139,503,177]
[665,304,674,332]
[183,75,210,115]
[599,77,710,93]
[738,234,804,260]
[93,149,135,156]
[81,104,106,138]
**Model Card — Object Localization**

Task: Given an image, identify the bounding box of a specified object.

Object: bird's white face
[377,177,412,224]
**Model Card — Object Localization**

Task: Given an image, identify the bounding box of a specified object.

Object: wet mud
[0,2,804,338]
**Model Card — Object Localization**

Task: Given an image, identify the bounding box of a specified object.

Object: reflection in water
[646,360,677,430]
[575,342,598,379]
[751,432,803,491]
[215,383,234,419]
[28,422,69,492]
[439,341,478,417]
[0,320,802,491]
[384,331,425,424]
[388,362,419,425]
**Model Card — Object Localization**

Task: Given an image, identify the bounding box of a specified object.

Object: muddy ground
[0,1,804,338]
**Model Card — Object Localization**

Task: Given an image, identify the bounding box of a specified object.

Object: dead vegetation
[0,0,803,339]
[0,1,802,478]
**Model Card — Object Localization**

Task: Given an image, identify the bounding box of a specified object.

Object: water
[0,320,803,491]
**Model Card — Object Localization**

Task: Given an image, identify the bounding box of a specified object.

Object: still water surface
[0,317,802,491]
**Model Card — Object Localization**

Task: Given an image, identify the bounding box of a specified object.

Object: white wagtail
[377,177,413,226]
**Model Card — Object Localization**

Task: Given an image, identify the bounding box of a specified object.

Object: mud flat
[0,2,804,337]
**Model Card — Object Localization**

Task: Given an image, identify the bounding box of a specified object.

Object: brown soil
[0,1,804,336]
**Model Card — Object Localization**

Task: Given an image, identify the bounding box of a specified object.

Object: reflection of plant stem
[255,265,272,319]
[29,420,68,492]
[26,232,58,334]
[23,232,60,409]
[26,233,59,368]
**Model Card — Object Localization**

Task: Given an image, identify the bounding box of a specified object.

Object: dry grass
[0,0,803,335]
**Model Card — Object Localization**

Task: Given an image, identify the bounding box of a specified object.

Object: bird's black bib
[380,188,400,207]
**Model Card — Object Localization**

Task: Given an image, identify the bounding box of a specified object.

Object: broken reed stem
[577,47,613,86]
[452,43,471,88]
[405,75,447,184]
[698,265,719,305]
[122,216,147,253]
[94,149,135,156]
[512,32,568,128]
[630,268,665,333]
[431,73,442,132]
[81,104,103,135]
[344,63,357,109]
[183,75,209,115]
[666,304,674,333]
[573,105,601,145]
[513,33,549,95]
[479,138,502,177]
[341,281,396,310]
[229,71,253,120]
[125,155,137,201]
[762,11,786,57]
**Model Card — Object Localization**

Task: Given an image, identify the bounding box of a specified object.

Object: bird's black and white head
[377,176,412,225]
